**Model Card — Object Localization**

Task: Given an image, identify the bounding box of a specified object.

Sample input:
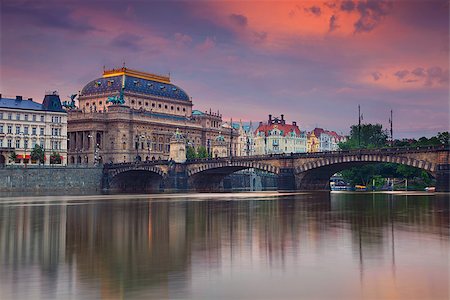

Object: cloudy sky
[1,0,448,137]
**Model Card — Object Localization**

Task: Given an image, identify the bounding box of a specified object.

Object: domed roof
[81,68,190,101]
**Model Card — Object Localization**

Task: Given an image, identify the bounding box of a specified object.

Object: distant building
[221,120,255,156]
[254,114,307,155]
[0,92,67,166]
[308,128,347,152]
[67,67,238,164]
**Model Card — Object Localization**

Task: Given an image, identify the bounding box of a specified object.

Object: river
[0,192,448,299]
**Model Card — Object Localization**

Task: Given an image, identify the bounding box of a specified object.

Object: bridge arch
[107,165,166,193]
[187,161,279,191]
[293,154,437,190]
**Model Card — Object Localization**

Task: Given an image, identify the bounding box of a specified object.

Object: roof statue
[171,128,185,142]
[62,94,77,110]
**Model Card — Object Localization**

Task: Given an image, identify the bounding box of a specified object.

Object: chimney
[268,114,272,124]
[16,96,22,101]
[281,114,285,124]
[259,121,263,126]
[292,121,297,126]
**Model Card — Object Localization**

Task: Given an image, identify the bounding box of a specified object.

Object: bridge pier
[163,164,188,192]
[435,164,450,192]
[277,168,296,191]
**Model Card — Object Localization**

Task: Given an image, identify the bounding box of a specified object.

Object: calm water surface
[0,192,448,300]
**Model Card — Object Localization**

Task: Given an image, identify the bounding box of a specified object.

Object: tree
[338,123,437,188]
[50,151,62,164]
[31,144,45,163]
[186,146,196,160]
[197,146,209,158]
[339,123,388,150]
[9,151,17,162]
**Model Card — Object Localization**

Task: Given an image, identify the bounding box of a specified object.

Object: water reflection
[0,193,448,299]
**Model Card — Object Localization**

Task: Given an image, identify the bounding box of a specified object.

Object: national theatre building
[67,67,238,164]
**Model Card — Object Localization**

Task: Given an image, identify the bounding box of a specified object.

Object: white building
[310,128,347,152]
[254,115,307,155]
[0,92,68,166]
[230,121,255,156]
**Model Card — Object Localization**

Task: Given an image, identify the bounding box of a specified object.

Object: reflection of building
[67,67,238,164]
[308,128,347,152]
[254,114,307,155]
[0,92,67,166]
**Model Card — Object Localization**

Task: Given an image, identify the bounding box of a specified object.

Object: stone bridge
[102,146,449,192]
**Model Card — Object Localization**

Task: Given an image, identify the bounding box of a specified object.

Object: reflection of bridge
[102,146,449,192]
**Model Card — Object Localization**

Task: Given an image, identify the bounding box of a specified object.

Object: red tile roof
[255,123,301,137]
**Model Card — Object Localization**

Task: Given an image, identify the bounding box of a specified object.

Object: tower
[169,129,186,163]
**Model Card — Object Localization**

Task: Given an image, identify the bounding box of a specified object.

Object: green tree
[339,123,388,150]
[186,146,196,160]
[50,151,62,164]
[8,151,17,162]
[196,146,209,158]
[31,144,45,163]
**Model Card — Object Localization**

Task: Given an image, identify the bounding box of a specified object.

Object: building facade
[254,115,307,155]
[0,93,67,166]
[307,128,347,152]
[67,67,238,164]
[232,121,255,156]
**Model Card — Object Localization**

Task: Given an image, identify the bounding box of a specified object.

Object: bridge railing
[185,145,448,163]
[103,145,448,167]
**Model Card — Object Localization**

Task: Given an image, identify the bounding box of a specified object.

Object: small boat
[425,187,435,192]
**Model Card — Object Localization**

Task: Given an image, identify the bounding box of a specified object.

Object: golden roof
[102,67,171,84]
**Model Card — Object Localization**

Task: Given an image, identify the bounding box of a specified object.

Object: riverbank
[0,166,103,195]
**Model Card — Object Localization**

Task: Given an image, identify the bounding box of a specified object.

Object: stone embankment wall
[0,166,103,196]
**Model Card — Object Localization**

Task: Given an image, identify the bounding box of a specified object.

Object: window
[24,139,28,149]
[40,115,44,122]
[15,139,20,148]
[164,105,168,109]
[158,104,162,108]
[24,126,29,135]
[40,140,44,147]
[16,114,20,120]
[8,113,12,120]
[40,128,44,136]
[99,101,103,105]
[32,115,36,121]
[182,108,186,112]
[138,101,142,106]
[31,140,36,148]
[7,139,12,148]
[131,100,135,104]
[0,113,3,119]
[0,124,3,133]
[171,106,174,110]
[32,127,37,135]
[152,103,155,107]
[24,114,28,121]
[0,139,2,147]
[16,126,20,134]
[7,125,12,134]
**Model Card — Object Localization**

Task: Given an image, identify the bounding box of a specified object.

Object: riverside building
[253,114,307,155]
[67,67,238,164]
[0,92,67,166]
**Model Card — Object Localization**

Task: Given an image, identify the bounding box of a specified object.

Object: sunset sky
[1,0,448,138]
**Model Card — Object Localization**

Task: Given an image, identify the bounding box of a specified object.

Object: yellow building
[307,131,319,153]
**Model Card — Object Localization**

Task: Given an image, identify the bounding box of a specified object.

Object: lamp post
[87,134,92,165]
